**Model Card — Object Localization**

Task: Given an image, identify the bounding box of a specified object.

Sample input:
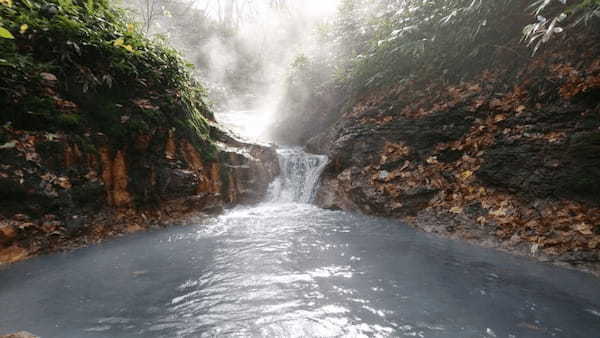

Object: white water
[267,148,328,204]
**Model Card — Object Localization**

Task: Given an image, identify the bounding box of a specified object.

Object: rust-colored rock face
[0,126,279,264]
[63,143,83,168]
[99,145,114,205]
[182,140,205,172]
[111,150,132,208]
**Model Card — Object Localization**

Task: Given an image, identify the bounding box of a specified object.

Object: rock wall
[0,126,278,264]
[310,32,600,273]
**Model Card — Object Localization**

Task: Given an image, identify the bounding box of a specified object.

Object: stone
[0,245,29,264]
[126,224,144,233]
[0,332,39,338]
[0,223,17,242]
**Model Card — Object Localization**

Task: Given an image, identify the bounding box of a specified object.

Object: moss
[74,135,97,155]
[128,117,150,134]
[199,140,217,161]
[0,0,216,147]
[56,113,82,130]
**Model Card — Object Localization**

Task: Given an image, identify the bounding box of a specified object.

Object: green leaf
[86,0,95,13]
[0,58,14,67]
[0,27,14,39]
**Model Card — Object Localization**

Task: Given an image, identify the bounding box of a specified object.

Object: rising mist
[120,0,340,142]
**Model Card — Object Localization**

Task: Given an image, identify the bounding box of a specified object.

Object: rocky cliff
[0,123,278,264]
[309,30,600,273]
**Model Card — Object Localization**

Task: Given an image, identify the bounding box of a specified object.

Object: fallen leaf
[450,206,463,214]
[494,114,507,122]
[0,140,17,149]
[575,223,593,235]
[57,177,72,189]
[25,152,40,162]
[460,170,474,180]
[132,99,159,111]
[490,208,508,217]
[45,133,60,141]
[426,156,438,164]
[40,72,57,81]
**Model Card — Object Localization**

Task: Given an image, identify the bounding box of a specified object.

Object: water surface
[1,149,599,337]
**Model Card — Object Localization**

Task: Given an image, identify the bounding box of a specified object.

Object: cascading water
[267,147,328,203]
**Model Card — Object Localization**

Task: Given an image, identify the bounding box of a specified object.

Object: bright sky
[300,0,340,18]
[194,0,340,20]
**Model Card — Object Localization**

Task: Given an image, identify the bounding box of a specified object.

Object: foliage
[124,0,273,109]
[271,53,339,144]
[274,0,529,143]
[524,0,600,53]
[273,0,600,146]
[0,0,213,148]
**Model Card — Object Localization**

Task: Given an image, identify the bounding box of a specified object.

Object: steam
[122,0,340,142]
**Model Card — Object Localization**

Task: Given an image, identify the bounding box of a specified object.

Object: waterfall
[267,148,328,204]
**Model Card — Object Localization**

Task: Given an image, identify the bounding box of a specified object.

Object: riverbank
[310,28,600,276]
[0,1,278,265]
[0,120,279,265]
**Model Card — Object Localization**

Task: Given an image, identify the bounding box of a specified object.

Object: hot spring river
[1,149,599,338]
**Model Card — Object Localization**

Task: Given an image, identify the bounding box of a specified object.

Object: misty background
[118,0,339,142]
[118,0,600,144]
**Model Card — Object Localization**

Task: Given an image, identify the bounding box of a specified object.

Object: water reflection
[1,203,600,337]
[150,204,397,337]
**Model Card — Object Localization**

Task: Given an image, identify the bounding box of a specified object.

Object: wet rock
[560,251,600,264]
[12,214,30,222]
[70,180,105,208]
[64,215,87,233]
[0,223,17,245]
[0,332,39,338]
[311,58,600,274]
[0,245,29,264]
[158,168,200,199]
[0,123,279,263]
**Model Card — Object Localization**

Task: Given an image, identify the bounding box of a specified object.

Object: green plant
[524,0,600,53]
[0,0,216,151]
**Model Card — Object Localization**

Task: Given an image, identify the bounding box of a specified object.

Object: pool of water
[1,202,599,338]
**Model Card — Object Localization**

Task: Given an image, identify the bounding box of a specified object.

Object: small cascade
[267,148,328,204]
